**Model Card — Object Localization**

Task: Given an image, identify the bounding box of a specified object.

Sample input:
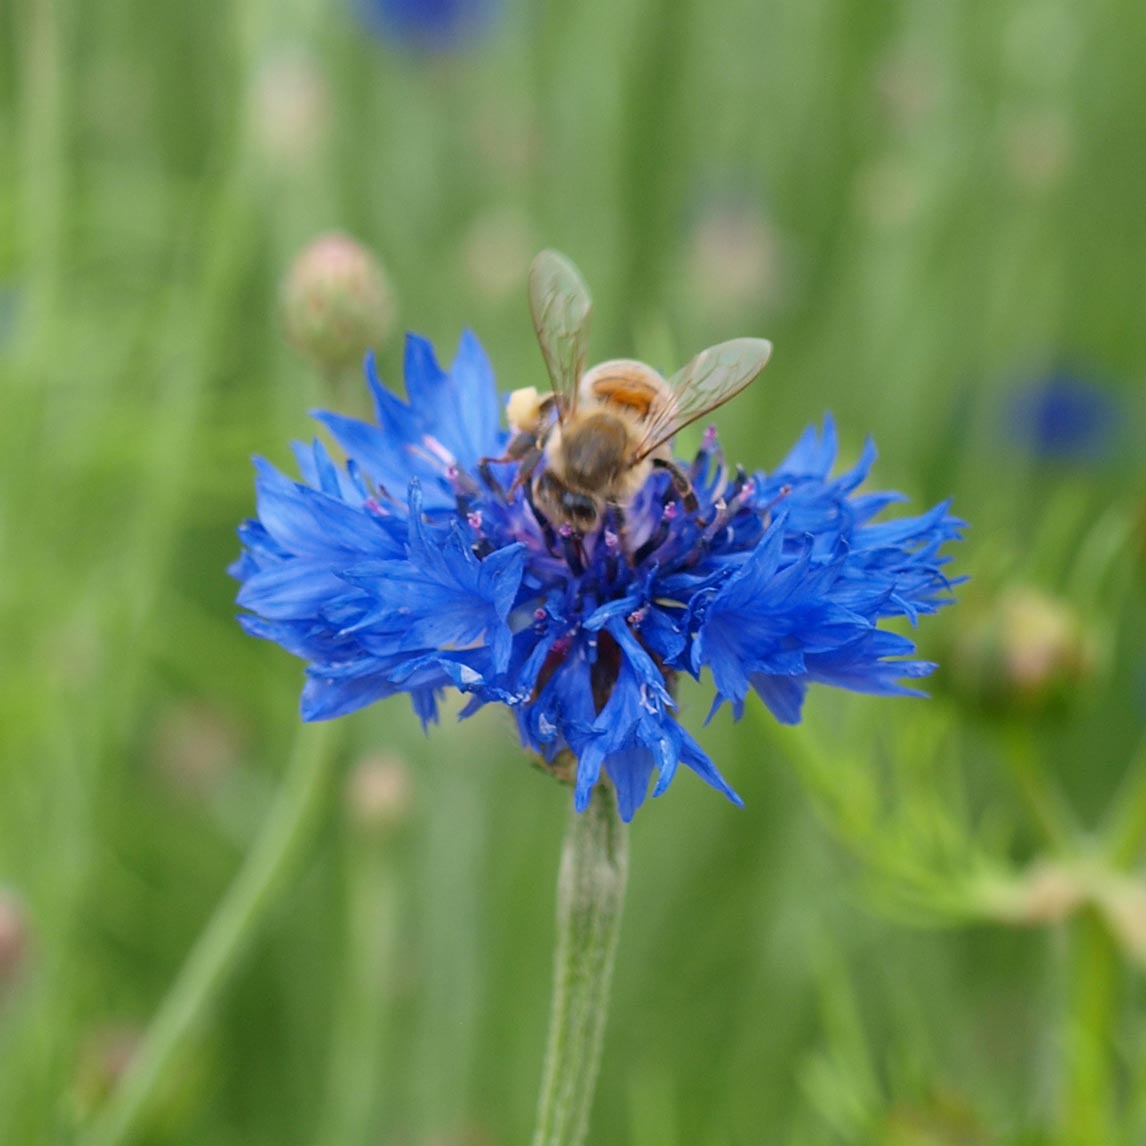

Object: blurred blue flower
[232,335,963,820]
[1007,368,1120,462]
[357,0,498,53]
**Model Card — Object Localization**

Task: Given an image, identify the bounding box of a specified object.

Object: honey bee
[483,250,773,538]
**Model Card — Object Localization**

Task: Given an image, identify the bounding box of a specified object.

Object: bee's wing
[529,249,592,420]
[632,337,773,460]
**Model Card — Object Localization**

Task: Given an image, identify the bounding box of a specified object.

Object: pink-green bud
[984,861,1085,926]
[152,703,241,801]
[74,1026,142,1111]
[346,753,413,832]
[0,890,28,991]
[462,206,537,303]
[1095,878,1146,964]
[281,233,395,375]
[950,587,1099,714]
[1003,109,1072,194]
[253,49,329,170]
[687,201,781,317]
[881,1091,988,1146]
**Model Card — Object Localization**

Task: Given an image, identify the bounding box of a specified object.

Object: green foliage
[1,0,1144,1142]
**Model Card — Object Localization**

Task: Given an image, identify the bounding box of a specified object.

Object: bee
[482,249,773,539]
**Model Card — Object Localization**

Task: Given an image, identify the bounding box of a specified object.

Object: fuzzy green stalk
[317,819,402,1143]
[83,722,340,1146]
[532,782,629,1146]
[1062,908,1119,1144]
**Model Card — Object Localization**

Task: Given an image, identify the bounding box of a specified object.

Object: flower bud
[346,753,413,833]
[74,1025,142,1112]
[1095,878,1146,964]
[462,206,536,303]
[152,703,241,801]
[281,233,395,376]
[1002,108,1073,194]
[252,49,329,171]
[0,890,28,992]
[881,1091,988,1146]
[0,285,20,351]
[874,47,939,134]
[984,861,1085,926]
[949,587,1100,714]
[686,197,782,316]
[853,157,923,229]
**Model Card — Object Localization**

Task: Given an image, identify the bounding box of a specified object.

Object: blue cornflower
[356,0,498,53]
[1006,367,1121,463]
[232,334,963,821]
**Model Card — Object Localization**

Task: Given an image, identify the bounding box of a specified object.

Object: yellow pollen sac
[507,386,543,433]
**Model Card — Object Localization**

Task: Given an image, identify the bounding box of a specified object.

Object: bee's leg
[560,528,586,576]
[523,479,562,556]
[608,503,636,569]
[478,431,538,499]
[507,444,544,495]
[652,457,700,515]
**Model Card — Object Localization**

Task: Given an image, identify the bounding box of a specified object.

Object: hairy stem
[1063,908,1119,1144]
[532,784,629,1146]
[83,722,340,1146]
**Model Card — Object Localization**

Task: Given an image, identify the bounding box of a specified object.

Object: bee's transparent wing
[633,338,773,460]
[529,249,592,419]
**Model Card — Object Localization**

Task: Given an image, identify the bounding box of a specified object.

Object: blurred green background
[2,0,1145,1143]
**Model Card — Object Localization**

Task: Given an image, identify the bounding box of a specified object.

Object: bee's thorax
[560,412,631,492]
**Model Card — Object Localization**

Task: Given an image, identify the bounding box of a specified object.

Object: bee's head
[534,469,601,533]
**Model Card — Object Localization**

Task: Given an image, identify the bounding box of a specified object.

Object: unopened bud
[687,198,781,316]
[462,206,536,303]
[74,1025,142,1111]
[950,587,1100,714]
[882,1091,988,1146]
[0,285,20,350]
[1096,878,1146,964]
[346,753,413,832]
[403,1128,497,1146]
[152,703,241,801]
[1133,498,1146,576]
[1003,109,1073,194]
[281,233,395,376]
[0,891,28,991]
[985,862,1085,926]
[853,157,923,229]
[252,49,329,170]
[874,47,939,134]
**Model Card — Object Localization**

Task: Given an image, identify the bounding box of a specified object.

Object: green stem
[1104,733,1146,868]
[317,832,399,1145]
[1002,727,1074,853]
[613,0,691,350]
[1062,908,1119,1144]
[21,0,65,332]
[83,722,341,1146]
[532,783,629,1146]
